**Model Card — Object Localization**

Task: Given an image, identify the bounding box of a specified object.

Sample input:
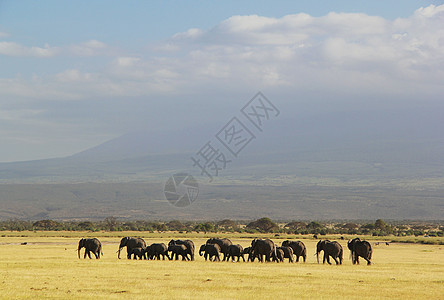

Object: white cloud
[115,56,140,67]
[68,39,108,56]
[0,31,9,38]
[0,42,59,57]
[55,69,94,82]
[1,5,444,114]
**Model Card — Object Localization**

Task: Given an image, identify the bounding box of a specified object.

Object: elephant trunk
[117,248,122,259]
[316,251,319,263]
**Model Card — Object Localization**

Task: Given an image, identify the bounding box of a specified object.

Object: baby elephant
[226,244,245,262]
[272,248,284,263]
[129,247,147,260]
[277,246,294,263]
[242,246,254,262]
[199,244,221,261]
[168,244,189,261]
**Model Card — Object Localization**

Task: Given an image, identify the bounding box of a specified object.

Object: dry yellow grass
[0,233,443,299]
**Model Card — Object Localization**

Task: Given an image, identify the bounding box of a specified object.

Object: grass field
[1,232,443,299]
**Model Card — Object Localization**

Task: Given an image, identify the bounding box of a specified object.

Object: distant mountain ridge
[0,106,443,220]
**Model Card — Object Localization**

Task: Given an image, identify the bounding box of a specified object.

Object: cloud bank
[0,5,443,161]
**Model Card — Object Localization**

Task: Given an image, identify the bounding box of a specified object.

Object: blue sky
[0,1,443,162]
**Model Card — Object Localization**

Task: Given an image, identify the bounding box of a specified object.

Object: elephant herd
[78,237,373,265]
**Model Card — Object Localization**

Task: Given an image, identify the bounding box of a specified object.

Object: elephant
[316,240,343,265]
[226,244,245,262]
[168,244,190,261]
[251,238,276,262]
[281,240,307,262]
[129,247,146,260]
[347,238,372,265]
[78,238,102,259]
[277,246,294,263]
[117,237,146,259]
[272,248,284,262]
[147,243,170,260]
[242,246,254,262]
[199,244,221,261]
[168,239,195,261]
[206,238,233,261]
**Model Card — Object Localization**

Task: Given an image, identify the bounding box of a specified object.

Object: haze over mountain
[0,104,442,220]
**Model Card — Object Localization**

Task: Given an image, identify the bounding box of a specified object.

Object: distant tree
[246,218,279,232]
[284,221,307,230]
[216,219,239,231]
[342,223,359,229]
[375,219,387,230]
[166,220,186,231]
[33,219,62,230]
[78,221,95,231]
[194,222,214,233]
[104,217,119,231]
[306,221,323,229]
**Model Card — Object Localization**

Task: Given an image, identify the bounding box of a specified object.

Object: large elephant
[206,238,233,261]
[168,244,190,261]
[277,246,294,263]
[226,244,245,262]
[347,238,372,265]
[251,238,276,262]
[118,237,146,259]
[129,247,146,260]
[281,240,307,262]
[78,238,102,259]
[199,244,221,261]
[168,239,195,261]
[316,240,343,265]
[147,243,170,260]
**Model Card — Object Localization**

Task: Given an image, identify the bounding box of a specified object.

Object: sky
[0,0,443,162]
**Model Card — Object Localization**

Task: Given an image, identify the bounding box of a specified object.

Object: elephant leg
[333,257,339,265]
[325,255,331,265]
[87,250,92,259]
[296,255,299,262]
[94,252,99,259]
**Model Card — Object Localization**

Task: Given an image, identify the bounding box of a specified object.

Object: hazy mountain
[0,106,443,220]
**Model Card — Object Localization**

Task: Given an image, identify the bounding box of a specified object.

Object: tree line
[0,217,442,237]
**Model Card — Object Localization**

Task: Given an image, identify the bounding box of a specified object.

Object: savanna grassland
[0,232,443,299]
